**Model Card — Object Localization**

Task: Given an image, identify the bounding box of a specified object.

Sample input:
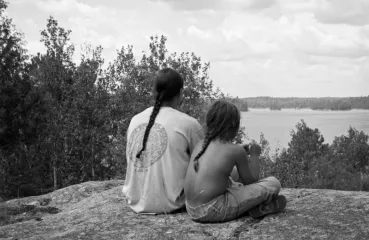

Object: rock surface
[0,180,368,240]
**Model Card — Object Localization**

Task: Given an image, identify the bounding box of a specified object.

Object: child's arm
[234,142,261,185]
[230,166,240,182]
[248,143,261,181]
[230,143,251,182]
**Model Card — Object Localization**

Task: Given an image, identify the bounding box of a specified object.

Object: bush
[266,121,369,191]
[269,120,328,188]
[330,127,369,172]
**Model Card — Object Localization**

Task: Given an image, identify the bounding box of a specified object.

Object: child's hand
[242,144,250,155]
[249,142,261,156]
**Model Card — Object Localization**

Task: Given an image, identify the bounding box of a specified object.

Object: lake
[241,108,369,151]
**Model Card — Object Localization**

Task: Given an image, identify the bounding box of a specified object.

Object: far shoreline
[243,108,369,112]
[241,108,369,113]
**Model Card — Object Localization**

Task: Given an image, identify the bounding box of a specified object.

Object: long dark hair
[136,68,184,159]
[193,99,240,172]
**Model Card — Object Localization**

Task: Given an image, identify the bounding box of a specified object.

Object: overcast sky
[6,0,369,98]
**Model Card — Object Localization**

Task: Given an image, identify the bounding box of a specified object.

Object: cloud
[305,46,369,59]
[294,25,369,59]
[150,0,221,11]
[247,0,276,10]
[358,57,369,75]
[314,0,369,26]
[6,0,369,97]
[277,0,369,26]
[34,0,100,16]
[187,26,211,39]
[152,0,276,11]
[184,24,271,63]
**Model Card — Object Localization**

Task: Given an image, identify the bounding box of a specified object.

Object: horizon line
[236,95,369,99]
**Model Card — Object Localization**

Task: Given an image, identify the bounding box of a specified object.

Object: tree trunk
[53,142,57,190]
[1,158,6,196]
[91,137,95,180]
[53,163,57,190]
[64,135,68,155]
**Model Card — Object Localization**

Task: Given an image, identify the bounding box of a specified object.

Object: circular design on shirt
[127,123,168,168]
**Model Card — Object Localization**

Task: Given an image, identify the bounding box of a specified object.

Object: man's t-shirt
[122,106,204,214]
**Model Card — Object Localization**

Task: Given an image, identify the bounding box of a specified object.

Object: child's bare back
[184,140,245,206]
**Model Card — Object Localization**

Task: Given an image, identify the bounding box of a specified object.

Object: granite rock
[0,180,368,240]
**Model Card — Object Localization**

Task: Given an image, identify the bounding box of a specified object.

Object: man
[123,68,204,214]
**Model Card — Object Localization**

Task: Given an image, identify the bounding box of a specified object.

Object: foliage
[330,127,369,172]
[258,133,275,179]
[260,120,369,191]
[1,3,240,197]
[269,100,282,110]
[0,0,49,197]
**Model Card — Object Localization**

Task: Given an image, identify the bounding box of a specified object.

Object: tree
[70,44,115,182]
[28,16,75,190]
[0,0,49,196]
[266,122,369,191]
[331,127,369,172]
[258,133,275,179]
[272,120,329,187]
[307,128,369,191]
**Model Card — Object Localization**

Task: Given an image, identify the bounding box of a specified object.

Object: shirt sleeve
[188,119,204,154]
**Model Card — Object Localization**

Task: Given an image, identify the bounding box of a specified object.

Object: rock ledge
[0,180,368,240]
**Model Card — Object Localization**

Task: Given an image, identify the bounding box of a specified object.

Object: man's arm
[188,120,204,154]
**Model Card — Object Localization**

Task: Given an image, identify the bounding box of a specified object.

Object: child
[184,99,286,223]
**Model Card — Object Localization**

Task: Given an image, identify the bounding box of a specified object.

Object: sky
[5,0,369,98]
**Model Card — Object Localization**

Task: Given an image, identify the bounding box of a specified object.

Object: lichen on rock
[0,180,368,240]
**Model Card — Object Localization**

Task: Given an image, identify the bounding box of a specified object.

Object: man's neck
[161,100,179,110]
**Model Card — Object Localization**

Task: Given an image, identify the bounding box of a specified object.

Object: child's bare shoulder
[230,143,245,152]
[227,144,246,159]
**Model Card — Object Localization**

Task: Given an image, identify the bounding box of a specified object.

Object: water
[241,108,369,151]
